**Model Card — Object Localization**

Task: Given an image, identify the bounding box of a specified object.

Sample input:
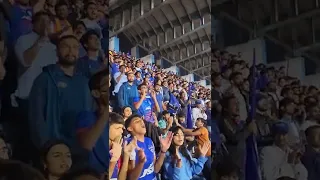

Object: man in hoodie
[29,35,93,163]
[117,71,138,110]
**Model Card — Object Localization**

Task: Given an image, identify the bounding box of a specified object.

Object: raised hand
[124,137,138,155]
[110,138,123,162]
[160,132,173,152]
[198,141,211,157]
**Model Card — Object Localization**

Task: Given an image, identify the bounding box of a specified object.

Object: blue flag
[245,48,261,180]
[186,83,194,128]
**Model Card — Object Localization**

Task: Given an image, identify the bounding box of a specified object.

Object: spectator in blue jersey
[135,71,143,85]
[40,140,71,180]
[76,69,109,175]
[154,82,165,112]
[9,0,45,47]
[162,126,210,180]
[77,30,104,78]
[162,80,170,102]
[125,114,173,180]
[117,72,138,110]
[29,35,92,159]
[133,83,160,123]
[107,113,137,180]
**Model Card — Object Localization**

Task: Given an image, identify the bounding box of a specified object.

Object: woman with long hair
[162,126,210,180]
[40,140,72,180]
[122,106,132,121]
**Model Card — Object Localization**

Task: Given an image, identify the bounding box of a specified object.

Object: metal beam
[220,12,320,69]
[191,64,210,72]
[174,48,210,64]
[110,0,175,37]
[149,22,211,53]
[160,56,205,79]
[258,8,320,33]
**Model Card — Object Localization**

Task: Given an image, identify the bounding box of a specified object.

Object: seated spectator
[40,140,71,180]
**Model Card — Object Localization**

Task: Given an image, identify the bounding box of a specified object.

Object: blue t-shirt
[76,111,109,174]
[128,137,156,180]
[10,5,33,46]
[134,96,153,123]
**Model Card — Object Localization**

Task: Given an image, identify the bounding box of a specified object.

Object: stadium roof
[109,0,211,80]
[214,0,320,72]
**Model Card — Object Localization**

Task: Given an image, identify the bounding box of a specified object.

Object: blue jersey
[128,137,156,180]
[133,96,153,123]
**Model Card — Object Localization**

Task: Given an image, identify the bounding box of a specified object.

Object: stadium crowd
[0,0,212,179]
[211,48,320,180]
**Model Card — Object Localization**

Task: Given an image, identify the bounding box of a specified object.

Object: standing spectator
[28,35,92,160]
[13,11,57,163]
[260,122,308,180]
[9,0,45,47]
[112,65,127,95]
[50,1,73,40]
[117,72,138,110]
[133,83,160,123]
[81,2,102,38]
[191,100,207,127]
[77,30,104,78]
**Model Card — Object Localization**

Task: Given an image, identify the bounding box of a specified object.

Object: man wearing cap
[260,122,308,180]
[192,100,207,128]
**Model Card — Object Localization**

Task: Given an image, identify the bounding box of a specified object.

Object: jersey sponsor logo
[140,162,154,178]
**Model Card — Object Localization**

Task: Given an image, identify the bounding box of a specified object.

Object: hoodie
[117,82,139,110]
[28,64,93,151]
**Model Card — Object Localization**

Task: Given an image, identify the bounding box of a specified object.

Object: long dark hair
[168,126,192,164]
[40,140,71,178]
